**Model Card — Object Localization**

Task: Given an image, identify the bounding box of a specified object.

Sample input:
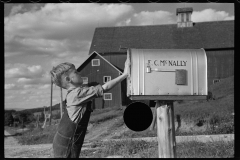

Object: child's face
[67,67,83,86]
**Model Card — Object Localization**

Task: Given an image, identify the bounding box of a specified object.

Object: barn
[77,51,131,109]
[78,7,234,109]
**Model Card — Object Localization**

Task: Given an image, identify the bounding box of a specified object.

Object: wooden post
[49,77,53,125]
[156,100,176,158]
[42,113,50,129]
[150,102,157,131]
[60,87,63,118]
[44,106,46,115]
[36,114,39,128]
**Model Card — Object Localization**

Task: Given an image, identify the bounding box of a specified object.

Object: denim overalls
[52,96,92,158]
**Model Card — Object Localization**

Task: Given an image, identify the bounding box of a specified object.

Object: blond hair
[50,62,75,88]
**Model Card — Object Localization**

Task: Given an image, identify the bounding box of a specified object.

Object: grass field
[79,139,234,158]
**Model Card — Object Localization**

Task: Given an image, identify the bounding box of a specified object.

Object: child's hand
[123,57,130,77]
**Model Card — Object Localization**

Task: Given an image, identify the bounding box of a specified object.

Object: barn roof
[89,20,234,54]
[176,7,193,15]
[77,51,123,74]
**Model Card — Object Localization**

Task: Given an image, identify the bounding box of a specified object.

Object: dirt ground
[4,115,234,158]
[4,115,129,158]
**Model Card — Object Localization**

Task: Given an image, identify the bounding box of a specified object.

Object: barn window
[104,93,112,100]
[213,79,220,84]
[81,77,88,84]
[92,59,100,66]
[103,76,111,83]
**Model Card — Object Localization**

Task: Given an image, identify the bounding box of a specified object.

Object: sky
[4,3,234,110]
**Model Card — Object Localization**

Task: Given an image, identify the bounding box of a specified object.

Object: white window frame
[92,59,100,66]
[104,93,112,100]
[81,77,88,84]
[103,76,111,83]
[181,13,184,22]
[213,79,220,84]
[186,12,189,22]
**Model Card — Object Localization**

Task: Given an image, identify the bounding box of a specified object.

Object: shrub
[13,122,19,127]
[5,112,14,126]
[27,123,36,131]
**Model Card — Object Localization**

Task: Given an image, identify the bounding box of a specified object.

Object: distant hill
[5,108,26,111]
[15,103,62,115]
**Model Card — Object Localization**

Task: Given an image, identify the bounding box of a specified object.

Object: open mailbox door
[127,48,207,100]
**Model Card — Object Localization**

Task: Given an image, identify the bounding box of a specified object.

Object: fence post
[36,114,39,128]
[156,100,176,158]
[42,113,50,129]
[49,77,53,125]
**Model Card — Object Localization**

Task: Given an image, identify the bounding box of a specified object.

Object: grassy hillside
[210,76,234,99]
[173,77,234,135]
[113,76,234,139]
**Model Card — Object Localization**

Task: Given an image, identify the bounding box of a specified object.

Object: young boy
[50,58,130,158]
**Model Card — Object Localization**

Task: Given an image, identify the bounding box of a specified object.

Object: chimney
[176,7,193,28]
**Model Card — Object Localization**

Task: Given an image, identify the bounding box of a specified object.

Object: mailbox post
[156,101,176,158]
[127,48,207,158]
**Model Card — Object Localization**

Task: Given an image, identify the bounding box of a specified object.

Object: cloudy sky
[4,3,234,110]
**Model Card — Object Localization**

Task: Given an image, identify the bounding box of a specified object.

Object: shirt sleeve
[74,84,104,105]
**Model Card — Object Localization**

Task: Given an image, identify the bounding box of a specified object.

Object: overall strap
[63,89,72,113]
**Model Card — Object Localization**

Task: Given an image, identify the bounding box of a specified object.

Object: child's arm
[102,58,130,92]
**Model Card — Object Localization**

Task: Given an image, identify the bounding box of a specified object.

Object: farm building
[77,51,131,109]
[78,7,234,109]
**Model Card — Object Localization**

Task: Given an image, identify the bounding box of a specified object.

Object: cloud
[38,84,51,89]
[5,82,52,91]
[5,83,37,90]
[116,8,234,27]
[117,10,175,26]
[5,96,14,100]
[5,3,133,40]
[20,90,33,94]
[9,4,24,16]
[5,64,43,78]
[17,78,33,84]
[17,75,50,85]
[5,84,19,90]
[192,9,234,22]
[5,63,51,86]
[23,84,35,89]
[5,4,133,59]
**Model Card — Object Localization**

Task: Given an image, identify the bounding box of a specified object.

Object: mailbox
[127,48,207,100]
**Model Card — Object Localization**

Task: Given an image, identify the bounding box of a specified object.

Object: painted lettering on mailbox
[147,60,187,66]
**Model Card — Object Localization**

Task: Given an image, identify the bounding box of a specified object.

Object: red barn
[77,51,131,109]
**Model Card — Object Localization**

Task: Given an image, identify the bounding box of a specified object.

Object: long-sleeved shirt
[66,84,104,123]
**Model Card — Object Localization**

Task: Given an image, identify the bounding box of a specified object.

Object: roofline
[176,7,193,15]
[78,51,123,74]
[204,47,234,51]
[95,20,234,29]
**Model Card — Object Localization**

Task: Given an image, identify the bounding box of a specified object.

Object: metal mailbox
[127,48,208,100]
